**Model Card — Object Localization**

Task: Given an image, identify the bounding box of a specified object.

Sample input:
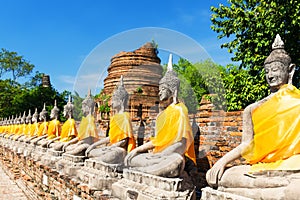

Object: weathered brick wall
[195,98,245,169]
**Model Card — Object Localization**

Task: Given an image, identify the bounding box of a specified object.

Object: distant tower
[100,42,163,120]
[42,74,51,87]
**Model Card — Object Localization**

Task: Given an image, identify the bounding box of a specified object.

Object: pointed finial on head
[87,88,91,97]
[272,34,284,50]
[167,54,173,71]
[43,103,46,110]
[54,99,57,107]
[120,75,124,86]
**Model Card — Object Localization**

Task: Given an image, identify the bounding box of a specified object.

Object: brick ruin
[98,42,162,121]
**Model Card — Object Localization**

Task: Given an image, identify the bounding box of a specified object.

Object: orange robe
[109,112,136,152]
[30,122,40,137]
[151,102,196,165]
[47,119,60,139]
[77,114,98,140]
[242,84,300,172]
[37,121,48,136]
[60,118,77,142]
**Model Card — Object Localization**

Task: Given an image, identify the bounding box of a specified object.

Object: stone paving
[0,163,28,200]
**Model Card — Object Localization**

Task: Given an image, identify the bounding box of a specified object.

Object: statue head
[14,115,19,125]
[26,110,32,124]
[21,111,26,124]
[159,54,180,102]
[50,100,60,120]
[39,103,48,122]
[32,108,39,123]
[63,95,74,119]
[81,89,94,116]
[112,75,128,113]
[264,34,295,92]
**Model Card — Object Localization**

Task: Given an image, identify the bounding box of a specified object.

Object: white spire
[167,54,173,71]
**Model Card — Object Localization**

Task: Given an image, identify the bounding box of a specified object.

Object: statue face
[159,84,172,101]
[81,102,89,116]
[50,109,58,119]
[265,61,289,90]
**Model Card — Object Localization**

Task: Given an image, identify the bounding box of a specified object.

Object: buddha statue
[85,76,136,164]
[17,110,32,143]
[124,54,196,178]
[13,112,27,141]
[38,101,61,147]
[205,34,300,199]
[25,108,40,143]
[62,90,99,156]
[31,104,49,145]
[50,96,77,151]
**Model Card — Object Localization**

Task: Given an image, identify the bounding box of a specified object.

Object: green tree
[0,49,70,120]
[211,0,300,88]
[0,48,34,81]
[72,91,84,121]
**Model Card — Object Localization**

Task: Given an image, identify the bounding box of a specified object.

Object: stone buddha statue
[85,76,136,164]
[31,104,49,145]
[13,112,27,141]
[47,100,61,139]
[62,90,99,156]
[25,108,40,143]
[205,34,300,199]
[124,54,196,178]
[50,96,77,151]
[39,101,61,147]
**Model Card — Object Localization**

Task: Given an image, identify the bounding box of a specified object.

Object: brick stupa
[101,42,163,119]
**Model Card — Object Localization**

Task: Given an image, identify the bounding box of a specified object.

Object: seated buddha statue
[25,108,40,143]
[85,76,136,164]
[17,110,32,142]
[62,90,99,156]
[13,112,27,141]
[39,101,61,147]
[124,55,196,178]
[31,104,49,145]
[206,35,300,199]
[50,96,78,151]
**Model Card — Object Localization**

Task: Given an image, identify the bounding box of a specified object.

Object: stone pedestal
[40,149,63,168]
[201,187,252,200]
[31,146,47,161]
[57,153,86,176]
[112,169,195,200]
[77,159,123,192]
[23,143,35,157]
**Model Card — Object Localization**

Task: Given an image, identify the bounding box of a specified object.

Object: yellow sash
[60,118,77,142]
[109,112,136,152]
[47,119,60,139]
[77,114,98,140]
[30,122,39,137]
[242,84,300,171]
[151,102,196,165]
[37,121,48,136]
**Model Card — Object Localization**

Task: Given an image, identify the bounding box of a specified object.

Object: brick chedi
[102,42,163,120]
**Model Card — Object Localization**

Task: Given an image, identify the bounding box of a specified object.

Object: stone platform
[112,169,195,200]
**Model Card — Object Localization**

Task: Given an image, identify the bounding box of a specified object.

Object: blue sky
[0,0,232,96]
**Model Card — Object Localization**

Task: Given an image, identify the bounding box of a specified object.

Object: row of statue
[0,53,197,180]
[0,34,299,199]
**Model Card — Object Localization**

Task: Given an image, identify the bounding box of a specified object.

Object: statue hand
[124,149,138,167]
[206,161,225,188]
[85,144,94,157]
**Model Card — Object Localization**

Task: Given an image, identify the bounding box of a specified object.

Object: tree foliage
[174,58,269,111]
[211,0,300,88]
[0,48,34,81]
[0,49,70,120]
